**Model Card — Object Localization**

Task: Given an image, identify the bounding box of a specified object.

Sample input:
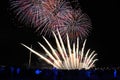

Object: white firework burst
[22,30,98,70]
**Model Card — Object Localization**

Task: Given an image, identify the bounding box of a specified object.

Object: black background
[0,0,119,68]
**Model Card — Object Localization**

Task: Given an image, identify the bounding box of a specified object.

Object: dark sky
[0,0,119,68]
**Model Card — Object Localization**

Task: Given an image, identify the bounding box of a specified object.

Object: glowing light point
[35,69,42,75]
[16,68,21,74]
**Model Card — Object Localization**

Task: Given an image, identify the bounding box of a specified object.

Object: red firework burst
[53,9,92,43]
[10,0,72,35]
[10,0,45,27]
[10,0,92,43]
[38,0,72,36]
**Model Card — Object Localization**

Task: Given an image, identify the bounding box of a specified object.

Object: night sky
[0,0,119,68]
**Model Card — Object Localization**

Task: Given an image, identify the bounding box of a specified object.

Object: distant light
[114,69,117,78]
[52,67,58,76]
[10,66,14,73]
[16,68,21,74]
[86,70,91,78]
[0,66,5,72]
[35,69,42,75]
[52,67,57,71]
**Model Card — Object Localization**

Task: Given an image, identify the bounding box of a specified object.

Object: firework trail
[22,30,98,70]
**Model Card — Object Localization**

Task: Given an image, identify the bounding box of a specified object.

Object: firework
[22,30,97,70]
[10,0,45,27]
[10,0,92,42]
[56,9,92,43]
[10,0,72,35]
[34,0,72,36]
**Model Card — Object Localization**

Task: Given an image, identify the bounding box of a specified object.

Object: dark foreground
[0,66,120,80]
